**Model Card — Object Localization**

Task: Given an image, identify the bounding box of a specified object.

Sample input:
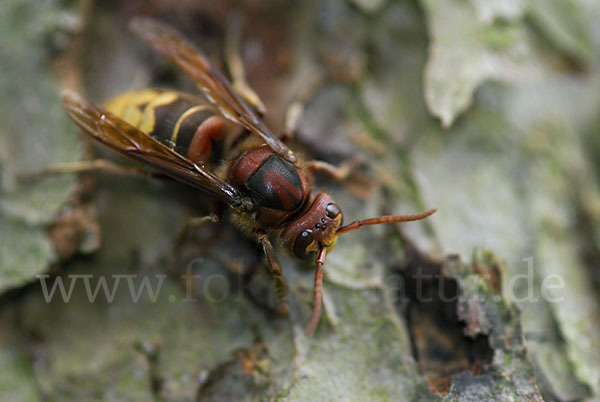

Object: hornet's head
[280,192,343,261]
[281,191,437,336]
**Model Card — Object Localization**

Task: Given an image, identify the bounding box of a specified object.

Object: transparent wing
[129,17,297,164]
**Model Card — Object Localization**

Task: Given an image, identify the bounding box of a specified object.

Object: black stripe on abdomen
[148,97,199,147]
[173,108,214,154]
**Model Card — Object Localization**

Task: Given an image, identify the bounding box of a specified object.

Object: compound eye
[294,229,315,260]
[325,203,342,219]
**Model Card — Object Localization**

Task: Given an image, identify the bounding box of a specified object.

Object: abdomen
[105,89,228,165]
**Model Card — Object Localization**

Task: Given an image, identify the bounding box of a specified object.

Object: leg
[171,214,220,262]
[213,252,246,276]
[225,12,266,115]
[281,72,325,139]
[256,233,289,315]
[305,156,365,182]
[18,159,154,183]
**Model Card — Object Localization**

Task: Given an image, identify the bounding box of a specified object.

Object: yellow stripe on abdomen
[136,92,179,135]
[172,105,212,143]
[104,89,166,129]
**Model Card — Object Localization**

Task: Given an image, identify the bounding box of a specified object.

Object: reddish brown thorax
[230,146,311,226]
